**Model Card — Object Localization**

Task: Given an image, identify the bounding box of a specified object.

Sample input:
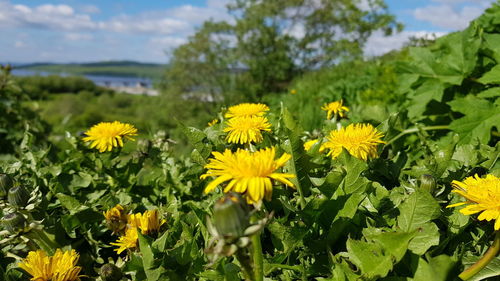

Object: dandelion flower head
[18,249,82,281]
[290,89,297,95]
[103,204,128,234]
[83,121,138,152]
[224,116,271,144]
[225,103,269,118]
[111,227,138,254]
[128,209,166,235]
[320,123,385,161]
[448,174,500,230]
[200,147,295,204]
[321,100,349,119]
[304,139,319,151]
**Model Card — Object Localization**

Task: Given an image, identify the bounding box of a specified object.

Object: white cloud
[14,40,25,48]
[414,4,484,30]
[365,30,447,56]
[64,33,93,41]
[80,4,100,14]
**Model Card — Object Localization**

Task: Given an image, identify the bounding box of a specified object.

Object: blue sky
[0,0,495,63]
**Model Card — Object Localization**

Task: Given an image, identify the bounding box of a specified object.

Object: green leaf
[281,106,312,203]
[448,95,500,144]
[346,238,393,279]
[478,64,500,84]
[137,231,163,281]
[413,255,456,281]
[56,193,84,213]
[397,190,441,254]
[477,87,500,98]
[363,228,416,262]
[268,221,308,258]
[464,256,500,281]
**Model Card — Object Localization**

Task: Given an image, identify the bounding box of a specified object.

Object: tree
[164,0,402,101]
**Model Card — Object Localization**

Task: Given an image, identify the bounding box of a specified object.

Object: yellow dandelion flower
[447,174,500,230]
[320,123,385,161]
[111,227,138,254]
[82,121,138,152]
[290,89,297,95]
[208,119,219,127]
[18,249,82,281]
[321,100,349,119]
[51,249,82,281]
[304,139,319,151]
[224,116,271,144]
[18,250,52,281]
[200,147,295,204]
[128,209,166,235]
[103,204,128,234]
[225,103,269,118]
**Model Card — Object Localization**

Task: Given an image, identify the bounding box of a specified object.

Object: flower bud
[100,263,123,281]
[0,174,14,197]
[2,212,27,233]
[418,174,436,193]
[213,193,249,240]
[8,185,30,208]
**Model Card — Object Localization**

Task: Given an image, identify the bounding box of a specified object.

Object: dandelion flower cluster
[321,100,349,119]
[200,147,295,204]
[448,174,500,230]
[225,103,269,118]
[18,249,82,281]
[109,208,165,254]
[320,123,385,160]
[83,121,138,152]
[224,116,271,144]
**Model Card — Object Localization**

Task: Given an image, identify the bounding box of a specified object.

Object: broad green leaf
[448,95,500,144]
[56,193,83,213]
[407,79,445,119]
[413,255,456,281]
[137,231,163,281]
[346,238,393,279]
[397,190,440,232]
[407,222,440,255]
[363,228,416,262]
[478,64,500,84]
[477,87,500,98]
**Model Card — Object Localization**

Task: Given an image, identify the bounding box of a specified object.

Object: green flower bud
[0,174,14,197]
[419,174,436,193]
[213,193,249,240]
[8,185,30,208]
[2,212,27,233]
[100,263,123,281]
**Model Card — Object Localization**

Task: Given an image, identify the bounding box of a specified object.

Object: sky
[0,0,495,63]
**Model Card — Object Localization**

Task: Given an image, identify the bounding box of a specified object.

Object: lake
[11,69,154,88]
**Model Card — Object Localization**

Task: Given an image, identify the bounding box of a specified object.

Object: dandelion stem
[459,231,500,280]
[385,125,449,145]
[251,215,264,281]
[235,249,255,281]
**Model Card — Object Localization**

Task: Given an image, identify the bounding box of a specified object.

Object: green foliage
[164,0,401,100]
[1,2,500,281]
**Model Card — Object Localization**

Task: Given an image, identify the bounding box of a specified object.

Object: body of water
[11,69,154,88]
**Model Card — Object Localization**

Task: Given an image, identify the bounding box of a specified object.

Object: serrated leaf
[346,238,393,279]
[268,221,308,258]
[448,95,500,144]
[478,64,500,84]
[407,222,440,255]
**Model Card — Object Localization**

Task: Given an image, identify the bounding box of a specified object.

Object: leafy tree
[164,0,402,100]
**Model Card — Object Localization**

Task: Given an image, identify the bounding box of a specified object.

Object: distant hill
[16,61,166,79]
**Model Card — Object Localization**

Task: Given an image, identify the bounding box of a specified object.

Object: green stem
[385,125,449,145]
[251,216,264,281]
[459,232,500,280]
[235,249,255,281]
